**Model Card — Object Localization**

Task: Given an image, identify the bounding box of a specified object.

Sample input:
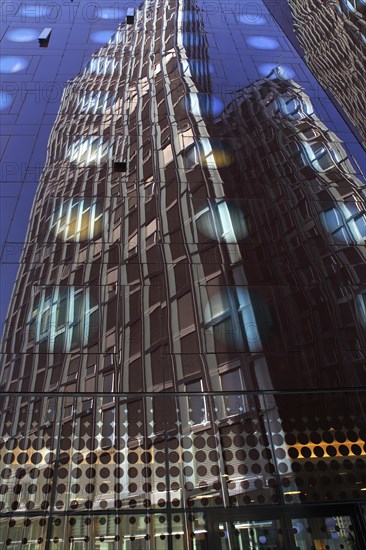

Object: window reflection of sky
[258,63,296,79]
[186,94,224,117]
[0,56,29,73]
[181,59,215,77]
[237,14,267,25]
[276,93,313,119]
[195,200,248,243]
[76,91,114,114]
[50,198,104,242]
[321,204,366,244]
[246,36,280,49]
[90,30,115,44]
[5,28,38,42]
[29,287,99,352]
[203,288,265,353]
[66,137,111,165]
[98,7,126,20]
[85,57,121,76]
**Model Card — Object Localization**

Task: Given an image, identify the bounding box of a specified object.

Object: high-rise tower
[283,0,366,147]
[1,0,366,548]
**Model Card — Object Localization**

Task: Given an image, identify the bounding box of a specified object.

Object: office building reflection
[212,70,366,389]
[285,0,366,146]
[0,0,365,547]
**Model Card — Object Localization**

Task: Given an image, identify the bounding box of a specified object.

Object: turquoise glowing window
[321,202,366,244]
[29,287,99,352]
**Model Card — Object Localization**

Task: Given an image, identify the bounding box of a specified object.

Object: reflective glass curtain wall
[0,0,366,548]
[283,0,366,146]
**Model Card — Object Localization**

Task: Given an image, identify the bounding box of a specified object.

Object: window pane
[186,380,206,425]
[103,373,114,404]
[221,370,247,415]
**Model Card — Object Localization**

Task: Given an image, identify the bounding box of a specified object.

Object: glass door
[218,517,284,549]
[290,515,358,549]
[208,505,366,550]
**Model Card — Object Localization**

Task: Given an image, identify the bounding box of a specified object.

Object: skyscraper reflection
[281,0,366,146]
[0,0,365,547]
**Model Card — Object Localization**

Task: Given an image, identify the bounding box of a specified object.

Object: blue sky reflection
[246,36,280,49]
[0,56,29,73]
[90,30,115,44]
[6,28,38,42]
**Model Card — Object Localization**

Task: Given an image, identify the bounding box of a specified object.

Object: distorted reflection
[185,138,234,168]
[85,56,121,75]
[186,93,224,117]
[258,63,296,79]
[321,202,366,244]
[1,0,366,545]
[183,33,205,47]
[290,140,347,172]
[204,287,265,352]
[0,56,28,73]
[195,200,248,243]
[49,198,104,242]
[66,136,111,165]
[276,93,314,119]
[76,91,114,114]
[5,28,38,42]
[236,288,264,353]
[181,59,215,77]
[204,289,240,350]
[29,287,99,352]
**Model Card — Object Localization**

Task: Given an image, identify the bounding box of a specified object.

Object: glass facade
[0,390,366,548]
[0,0,365,547]
[279,0,366,147]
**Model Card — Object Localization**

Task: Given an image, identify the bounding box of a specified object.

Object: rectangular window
[101,408,115,448]
[186,380,208,425]
[146,219,157,246]
[103,372,114,405]
[221,370,247,417]
[128,233,138,254]
[177,292,195,332]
